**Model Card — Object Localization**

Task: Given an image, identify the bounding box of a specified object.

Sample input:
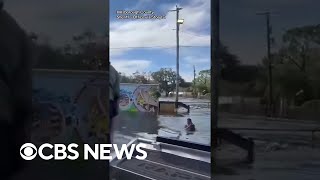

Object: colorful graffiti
[32,70,108,145]
[119,83,159,113]
[31,70,159,144]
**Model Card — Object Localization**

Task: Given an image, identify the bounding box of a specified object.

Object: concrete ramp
[159,101,190,115]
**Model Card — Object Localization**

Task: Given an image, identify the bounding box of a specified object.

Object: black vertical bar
[212,0,220,148]
[212,0,220,177]
[106,1,110,180]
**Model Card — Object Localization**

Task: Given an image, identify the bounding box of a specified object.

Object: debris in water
[265,142,289,152]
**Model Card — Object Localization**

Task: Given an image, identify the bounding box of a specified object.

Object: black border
[106,1,110,180]
[211,0,220,177]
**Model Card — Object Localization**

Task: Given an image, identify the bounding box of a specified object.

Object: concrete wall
[119,83,159,113]
[32,71,160,144]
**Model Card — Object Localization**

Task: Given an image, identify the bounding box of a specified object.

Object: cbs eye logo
[20,143,37,160]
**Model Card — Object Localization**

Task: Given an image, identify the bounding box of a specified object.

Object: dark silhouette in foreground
[109,63,120,142]
[0,4,32,179]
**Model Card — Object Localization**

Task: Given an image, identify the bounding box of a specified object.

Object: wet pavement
[215,113,320,180]
[219,113,320,147]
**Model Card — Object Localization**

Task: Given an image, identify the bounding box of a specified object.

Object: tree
[194,69,211,95]
[72,30,108,70]
[132,71,149,84]
[218,43,257,82]
[151,68,183,97]
[280,24,320,73]
[119,73,134,83]
[32,30,108,70]
[219,43,240,69]
[255,24,320,110]
[275,25,320,104]
[197,70,210,85]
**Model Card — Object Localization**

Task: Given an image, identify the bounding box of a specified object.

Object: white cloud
[126,0,154,10]
[180,71,195,82]
[111,59,151,75]
[110,0,210,57]
[183,56,210,65]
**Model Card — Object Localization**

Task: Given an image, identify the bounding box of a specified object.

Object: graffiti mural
[32,69,108,145]
[119,83,160,113]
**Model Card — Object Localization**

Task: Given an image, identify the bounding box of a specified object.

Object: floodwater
[111,97,211,146]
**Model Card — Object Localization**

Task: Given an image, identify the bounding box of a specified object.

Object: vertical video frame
[109,0,212,179]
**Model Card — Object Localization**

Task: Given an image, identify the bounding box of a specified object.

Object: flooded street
[112,97,211,146]
[215,113,320,179]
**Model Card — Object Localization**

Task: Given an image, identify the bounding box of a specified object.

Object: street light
[177,19,184,24]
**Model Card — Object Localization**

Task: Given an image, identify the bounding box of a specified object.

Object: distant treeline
[30,24,320,107]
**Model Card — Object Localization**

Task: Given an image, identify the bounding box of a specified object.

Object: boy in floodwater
[184,118,195,132]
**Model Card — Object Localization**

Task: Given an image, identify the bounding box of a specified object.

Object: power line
[153,28,209,38]
[180,31,209,38]
[110,45,210,49]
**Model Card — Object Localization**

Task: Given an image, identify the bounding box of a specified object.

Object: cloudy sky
[4,0,320,81]
[220,0,320,66]
[109,0,211,82]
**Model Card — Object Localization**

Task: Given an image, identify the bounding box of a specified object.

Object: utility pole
[193,65,196,98]
[257,11,273,117]
[169,5,183,109]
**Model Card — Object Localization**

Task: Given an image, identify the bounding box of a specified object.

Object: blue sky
[109,0,211,82]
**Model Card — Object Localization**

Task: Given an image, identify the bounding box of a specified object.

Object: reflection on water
[112,98,211,146]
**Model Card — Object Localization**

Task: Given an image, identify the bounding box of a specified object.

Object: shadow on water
[113,111,159,135]
[112,111,159,145]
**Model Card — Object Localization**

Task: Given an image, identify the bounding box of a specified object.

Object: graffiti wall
[32,69,108,145]
[119,83,160,113]
[31,70,159,145]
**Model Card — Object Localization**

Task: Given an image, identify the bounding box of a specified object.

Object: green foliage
[151,68,183,96]
[194,69,211,95]
[219,42,259,84]
[151,91,161,99]
[255,24,320,105]
[218,43,240,68]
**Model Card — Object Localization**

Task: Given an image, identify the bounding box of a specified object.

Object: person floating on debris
[184,118,195,132]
